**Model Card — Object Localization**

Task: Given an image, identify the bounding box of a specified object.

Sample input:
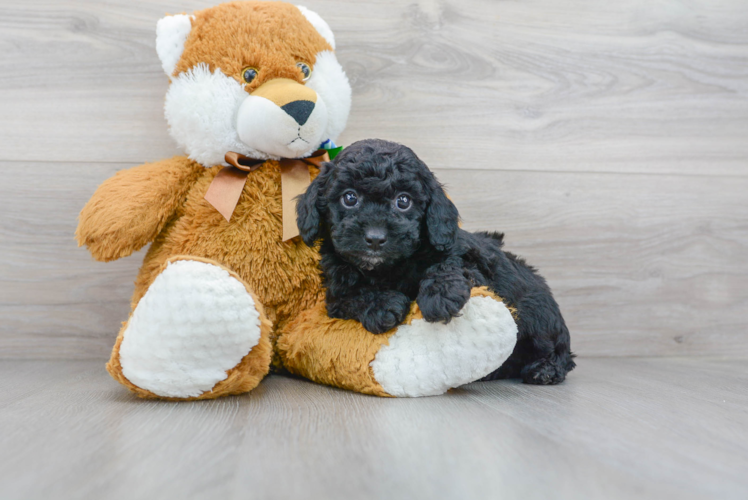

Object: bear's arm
[76,156,204,262]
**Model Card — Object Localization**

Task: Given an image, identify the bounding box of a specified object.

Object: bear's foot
[370,290,518,397]
[107,257,272,400]
[279,287,518,397]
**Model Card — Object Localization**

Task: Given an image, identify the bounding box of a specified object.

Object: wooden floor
[1,357,746,500]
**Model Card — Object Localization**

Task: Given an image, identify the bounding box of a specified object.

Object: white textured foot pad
[370,296,518,397]
[120,260,262,398]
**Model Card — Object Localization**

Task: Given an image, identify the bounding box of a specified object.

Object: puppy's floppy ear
[426,178,460,252]
[296,163,334,246]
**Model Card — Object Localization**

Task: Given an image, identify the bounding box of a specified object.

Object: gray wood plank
[0,0,746,175]
[2,162,747,359]
[439,168,748,358]
[0,162,143,359]
[0,357,746,500]
[2,1,747,359]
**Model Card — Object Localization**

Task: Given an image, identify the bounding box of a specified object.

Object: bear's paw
[118,260,265,398]
[370,295,518,397]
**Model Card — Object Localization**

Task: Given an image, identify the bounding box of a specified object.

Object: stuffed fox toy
[76,1,519,400]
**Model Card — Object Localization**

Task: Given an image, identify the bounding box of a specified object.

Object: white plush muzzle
[236,94,328,159]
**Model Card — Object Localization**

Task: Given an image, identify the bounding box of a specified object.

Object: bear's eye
[296,62,312,82]
[341,191,358,208]
[395,194,412,211]
[242,67,258,84]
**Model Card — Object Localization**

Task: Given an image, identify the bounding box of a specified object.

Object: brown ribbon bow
[204,149,330,241]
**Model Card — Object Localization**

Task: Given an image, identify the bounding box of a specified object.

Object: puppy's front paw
[417,278,470,323]
[360,291,411,334]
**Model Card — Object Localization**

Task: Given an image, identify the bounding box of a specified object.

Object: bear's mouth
[287,133,310,146]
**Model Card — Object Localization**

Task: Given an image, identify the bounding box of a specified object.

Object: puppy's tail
[477,231,505,247]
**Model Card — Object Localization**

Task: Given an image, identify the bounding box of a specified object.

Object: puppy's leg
[417,258,471,323]
[358,290,412,334]
[322,258,411,334]
[328,288,411,334]
[521,351,576,385]
[482,290,575,384]
[515,292,575,385]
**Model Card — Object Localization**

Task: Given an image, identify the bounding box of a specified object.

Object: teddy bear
[75,0,519,400]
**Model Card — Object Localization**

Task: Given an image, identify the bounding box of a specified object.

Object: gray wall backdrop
[1,0,746,359]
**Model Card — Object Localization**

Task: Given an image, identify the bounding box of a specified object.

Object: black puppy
[297,139,575,384]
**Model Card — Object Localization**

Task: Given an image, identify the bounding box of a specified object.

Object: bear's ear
[296,6,335,49]
[156,14,194,77]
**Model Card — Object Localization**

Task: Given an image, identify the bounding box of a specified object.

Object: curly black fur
[297,139,576,384]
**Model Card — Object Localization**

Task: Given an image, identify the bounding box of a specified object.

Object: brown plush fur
[106,256,274,400]
[77,1,513,399]
[78,157,325,373]
[76,157,204,262]
[173,1,332,86]
[75,1,337,398]
[278,302,394,397]
[278,287,510,396]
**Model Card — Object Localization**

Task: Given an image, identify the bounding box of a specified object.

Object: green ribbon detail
[327,146,343,160]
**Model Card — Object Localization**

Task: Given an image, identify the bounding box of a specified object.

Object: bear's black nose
[281,100,315,126]
[365,229,388,250]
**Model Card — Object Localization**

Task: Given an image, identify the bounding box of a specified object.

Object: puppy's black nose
[365,229,387,250]
[281,100,315,126]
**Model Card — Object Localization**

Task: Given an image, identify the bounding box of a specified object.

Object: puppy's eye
[242,67,258,84]
[296,62,312,82]
[341,191,358,208]
[395,194,412,211]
